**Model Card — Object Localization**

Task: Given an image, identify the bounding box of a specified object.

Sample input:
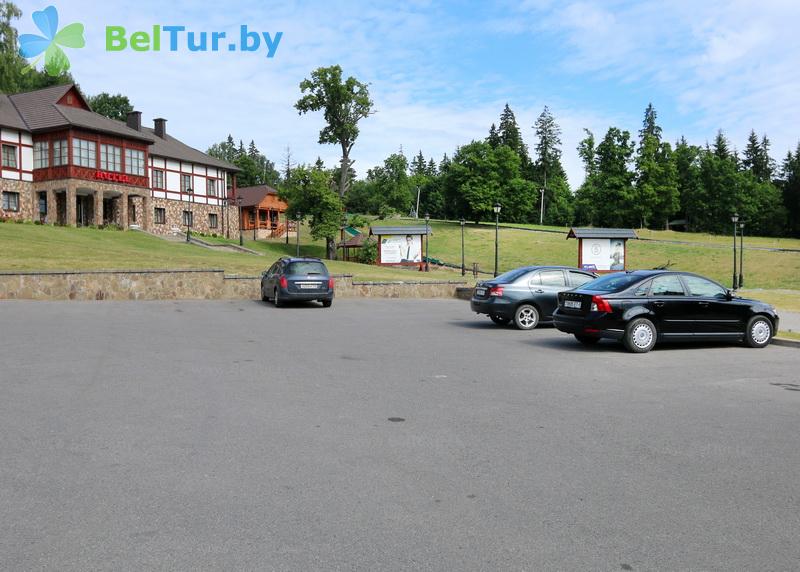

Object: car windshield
[493,267,534,283]
[581,273,644,293]
[286,261,328,275]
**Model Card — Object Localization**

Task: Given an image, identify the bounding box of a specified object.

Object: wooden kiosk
[566,228,638,273]
[369,224,431,270]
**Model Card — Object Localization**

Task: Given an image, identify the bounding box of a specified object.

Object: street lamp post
[424,213,430,272]
[739,220,745,288]
[296,212,302,257]
[460,218,466,276]
[236,196,243,246]
[493,203,501,277]
[731,213,739,289]
[185,187,193,243]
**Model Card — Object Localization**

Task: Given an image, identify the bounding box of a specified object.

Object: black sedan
[471,266,598,329]
[261,257,334,307]
[553,270,779,352]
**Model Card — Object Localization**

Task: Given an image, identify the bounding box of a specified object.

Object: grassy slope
[1,221,798,310]
[0,223,460,282]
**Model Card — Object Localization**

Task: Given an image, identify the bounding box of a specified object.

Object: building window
[72,138,96,168]
[180,174,192,193]
[182,210,193,226]
[124,148,145,176]
[249,211,255,224]
[208,213,218,229]
[206,178,217,197]
[154,207,166,224]
[100,144,121,172]
[33,141,49,169]
[2,144,17,168]
[38,192,47,216]
[2,192,20,211]
[53,139,68,166]
[152,169,165,189]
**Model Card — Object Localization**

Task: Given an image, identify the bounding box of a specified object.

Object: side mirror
[261,271,268,277]
[725,289,734,301]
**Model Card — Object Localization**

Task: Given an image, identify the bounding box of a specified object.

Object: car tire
[274,288,283,308]
[322,299,332,308]
[513,304,539,330]
[575,334,600,345]
[744,315,772,348]
[490,315,510,326]
[623,318,657,353]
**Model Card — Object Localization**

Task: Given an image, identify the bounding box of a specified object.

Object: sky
[16,0,800,187]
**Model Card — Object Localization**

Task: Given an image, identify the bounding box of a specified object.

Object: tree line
[348,102,799,238]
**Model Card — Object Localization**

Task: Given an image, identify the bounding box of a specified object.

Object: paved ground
[1,299,799,571]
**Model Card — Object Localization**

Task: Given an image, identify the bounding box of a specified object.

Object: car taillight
[279,276,288,289]
[590,295,612,313]
[489,286,504,297]
[328,277,335,290]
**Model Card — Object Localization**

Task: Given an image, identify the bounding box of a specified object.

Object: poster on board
[380,234,422,264]
[581,238,625,271]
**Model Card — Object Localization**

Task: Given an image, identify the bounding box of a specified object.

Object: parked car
[261,257,334,308]
[470,266,598,330]
[553,270,779,352]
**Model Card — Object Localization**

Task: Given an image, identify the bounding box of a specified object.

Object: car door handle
[698,301,710,306]
[653,301,665,307]
[533,289,544,293]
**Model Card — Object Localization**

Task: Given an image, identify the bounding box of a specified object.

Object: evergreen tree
[532,106,573,225]
[712,130,731,160]
[634,104,678,229]
[574,129,598,225]
[780,145,800,237]
[593,127,636,227]
[674,137,701,228]
[497,103,530,169]
[487,123,501,148]
[742,131,774,183]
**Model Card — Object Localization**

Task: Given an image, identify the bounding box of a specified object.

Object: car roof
[280,256,326,263]
[510,265,594,272]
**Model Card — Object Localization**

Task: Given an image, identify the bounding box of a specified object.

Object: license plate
[564,300,582,309]
[298,283,319,289]
[475,288,486,296]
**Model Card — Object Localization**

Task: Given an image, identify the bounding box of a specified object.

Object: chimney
[126,111,141,131]
[154,118,167,139]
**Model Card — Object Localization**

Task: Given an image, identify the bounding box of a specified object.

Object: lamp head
[460,218,465,226]
[731,213,739,223]
[493,203,501,214]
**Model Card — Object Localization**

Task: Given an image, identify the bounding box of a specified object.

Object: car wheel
[575,334,600,345]
[274,288,282,308]
[322,299,332,308]
[513,304,539,330]
[490,315,510,326]
[623,318,657,353]
[744,315,772,348]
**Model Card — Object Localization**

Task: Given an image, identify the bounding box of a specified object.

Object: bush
[358,238,378,264]
[348,214,370,229]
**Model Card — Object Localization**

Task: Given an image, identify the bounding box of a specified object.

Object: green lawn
[2,220,799,310]
[0,222,461,282]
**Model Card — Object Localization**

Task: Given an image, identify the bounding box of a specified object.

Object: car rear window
[582,273,644,293]
[494,268,533,282]
[286,261,328,275]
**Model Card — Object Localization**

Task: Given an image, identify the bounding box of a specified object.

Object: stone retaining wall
[0,270,466,301]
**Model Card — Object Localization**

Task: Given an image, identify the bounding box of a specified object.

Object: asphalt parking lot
[1,299,799,571]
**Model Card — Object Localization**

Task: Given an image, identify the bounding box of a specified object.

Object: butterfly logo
[18,6,85,76]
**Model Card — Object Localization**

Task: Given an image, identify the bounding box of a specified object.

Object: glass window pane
[540,270,566,286]
[651,275,685,296]
[683,275,726,298]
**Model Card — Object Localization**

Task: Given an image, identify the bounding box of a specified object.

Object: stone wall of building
[150,197,240,238]
[0,270,466,301]
[0,179,34,221]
